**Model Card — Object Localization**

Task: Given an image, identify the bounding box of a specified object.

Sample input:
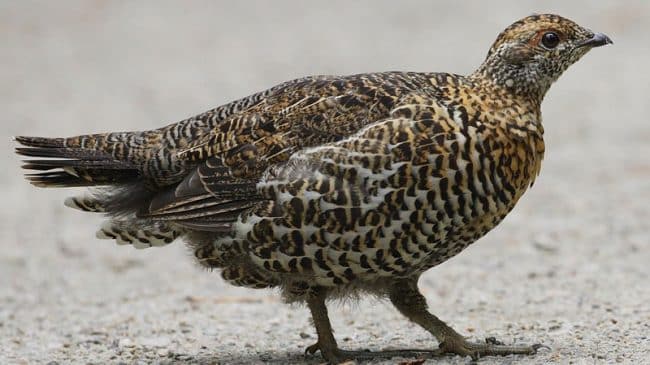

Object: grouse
[15,14,611,363]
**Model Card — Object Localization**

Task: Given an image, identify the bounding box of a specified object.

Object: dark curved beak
[577,32,613,48]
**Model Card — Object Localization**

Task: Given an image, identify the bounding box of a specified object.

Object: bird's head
[472,14,612,103]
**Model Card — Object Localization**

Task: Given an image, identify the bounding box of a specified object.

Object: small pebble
[157,348,170,357]
[118,338,135,348]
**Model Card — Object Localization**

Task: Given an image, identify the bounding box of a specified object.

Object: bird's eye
[541,32,560,49]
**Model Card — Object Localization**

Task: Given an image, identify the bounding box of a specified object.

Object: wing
[174,72,438,171]
[238,94,464,286]
[139,72,438,229]
[141,156,260,231]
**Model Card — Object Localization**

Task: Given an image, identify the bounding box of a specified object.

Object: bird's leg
[304,288,341,362]
[304,288,436,363]
[388,279,546,360]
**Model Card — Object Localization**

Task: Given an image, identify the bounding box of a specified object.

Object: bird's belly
[360,191,517,279]
[409,204,513,274]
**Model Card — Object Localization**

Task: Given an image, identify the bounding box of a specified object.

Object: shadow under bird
[15,14,611,363]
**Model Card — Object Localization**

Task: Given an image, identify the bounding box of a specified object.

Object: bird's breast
[397,116,545,270]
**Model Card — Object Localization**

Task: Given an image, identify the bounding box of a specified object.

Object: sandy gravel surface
[1,1,649,364]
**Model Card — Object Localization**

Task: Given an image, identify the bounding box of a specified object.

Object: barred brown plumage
[14,14,611,363]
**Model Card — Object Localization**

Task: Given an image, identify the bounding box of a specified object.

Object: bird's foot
[305,342,371,364]
[305,337,547,363]
[434,336,549,360]
[305,342,436,364]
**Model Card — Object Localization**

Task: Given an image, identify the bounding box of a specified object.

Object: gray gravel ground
[1,1,649,364]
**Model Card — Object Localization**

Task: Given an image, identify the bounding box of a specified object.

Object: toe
[304,342,320,355]
[531,343,551,353]
[485,336,505,345]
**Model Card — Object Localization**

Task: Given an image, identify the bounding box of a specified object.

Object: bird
[15,14,611,363]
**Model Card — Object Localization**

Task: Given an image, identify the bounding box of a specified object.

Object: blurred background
[1,1,648,364]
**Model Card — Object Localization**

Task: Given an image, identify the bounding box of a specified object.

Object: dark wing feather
[140,157,261,230]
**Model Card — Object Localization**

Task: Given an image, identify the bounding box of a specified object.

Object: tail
[15,135,140,187]
[15,134,183,248]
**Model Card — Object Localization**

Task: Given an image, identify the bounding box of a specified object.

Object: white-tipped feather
[64,195,106,212]
[96,220,179,249]
[64,197,79,209]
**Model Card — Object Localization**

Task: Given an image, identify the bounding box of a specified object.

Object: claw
[304,342,320,356]
[532,343,551,353]
[485,337,505,345]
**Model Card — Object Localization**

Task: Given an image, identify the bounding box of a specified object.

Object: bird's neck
[469,58,552,107]
[462,69,547,193]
